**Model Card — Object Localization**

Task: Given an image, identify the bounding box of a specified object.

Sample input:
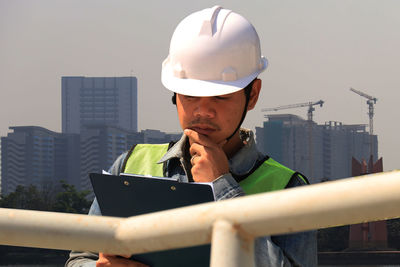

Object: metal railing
[1,170,400,266]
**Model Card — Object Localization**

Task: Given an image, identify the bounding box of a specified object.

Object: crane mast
[350,88,377,136]
[350,87,378,161]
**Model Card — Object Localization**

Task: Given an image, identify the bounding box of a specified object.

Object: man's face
[176,90,248,144]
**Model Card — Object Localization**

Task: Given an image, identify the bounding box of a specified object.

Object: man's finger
[98,253,149,267]
[119,254,132,259]
[102,253,131,258]
[184,128,216,147]
[190,154,199,166]
[189,142,205,157]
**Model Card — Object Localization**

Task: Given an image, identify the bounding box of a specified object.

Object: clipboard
[89,172,215,267]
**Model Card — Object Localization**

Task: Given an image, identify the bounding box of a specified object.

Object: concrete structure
[1,126,80,196]
[62,76,138,134]
[256,114,378,183]
[349,157,387,250]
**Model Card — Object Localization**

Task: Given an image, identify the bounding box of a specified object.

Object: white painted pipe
[115,170,400,254]
[210,220,255,267]
[0,170,399,256]
[0,208,122,253]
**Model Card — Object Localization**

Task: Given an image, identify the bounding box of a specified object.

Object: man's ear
[247,79,261,111]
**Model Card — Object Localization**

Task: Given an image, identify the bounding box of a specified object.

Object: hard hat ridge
[162,6,267,97]
[199,5,223,36]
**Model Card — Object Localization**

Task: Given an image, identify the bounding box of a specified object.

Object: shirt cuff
[212,173,245,200]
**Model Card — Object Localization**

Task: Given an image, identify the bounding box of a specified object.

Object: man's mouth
[189,125,217,136]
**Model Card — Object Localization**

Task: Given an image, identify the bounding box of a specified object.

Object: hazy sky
[1,0,399,172]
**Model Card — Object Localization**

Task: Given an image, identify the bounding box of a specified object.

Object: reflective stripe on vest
[123,144,296,195]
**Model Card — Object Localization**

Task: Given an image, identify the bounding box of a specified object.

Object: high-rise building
[256,114,378,184]
[1,126,80,196]
[62,76,138,134]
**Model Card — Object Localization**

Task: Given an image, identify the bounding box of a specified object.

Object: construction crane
[261,100,324,121]
[262,100,324,179]
[350,87,378,161]
[349,88,377,136]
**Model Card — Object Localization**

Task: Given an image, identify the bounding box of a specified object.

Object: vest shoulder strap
[239,157,296,195]
[122,143,169,177]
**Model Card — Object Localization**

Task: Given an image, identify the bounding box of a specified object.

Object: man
[66,6,317,267]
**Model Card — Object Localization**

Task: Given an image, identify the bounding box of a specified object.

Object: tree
[52,181,91,214]
[0,181,92,214]
[0,185,49,211]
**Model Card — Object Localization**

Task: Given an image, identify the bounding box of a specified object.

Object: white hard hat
[162,6,268,97]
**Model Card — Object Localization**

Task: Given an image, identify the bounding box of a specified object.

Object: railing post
[210,219,255,267]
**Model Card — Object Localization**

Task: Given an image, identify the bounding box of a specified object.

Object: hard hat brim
[161,57,268,97]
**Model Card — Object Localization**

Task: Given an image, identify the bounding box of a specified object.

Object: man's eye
[215,96,228,100]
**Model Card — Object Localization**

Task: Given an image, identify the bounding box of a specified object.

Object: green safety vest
[122,144,305,195]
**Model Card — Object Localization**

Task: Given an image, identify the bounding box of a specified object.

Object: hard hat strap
[172,93,177,105]
[225,79,255,142]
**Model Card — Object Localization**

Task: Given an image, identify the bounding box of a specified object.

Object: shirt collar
[228,129,262,176]
[158,133,187,163]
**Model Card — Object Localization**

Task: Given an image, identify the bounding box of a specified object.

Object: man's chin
[207,135,227,145]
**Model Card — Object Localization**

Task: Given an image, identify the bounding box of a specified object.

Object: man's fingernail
[184,129,191,134]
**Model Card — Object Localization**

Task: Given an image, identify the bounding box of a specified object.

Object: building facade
[62,76,138,134]
[256,114,378,184]
[1,126,80,196]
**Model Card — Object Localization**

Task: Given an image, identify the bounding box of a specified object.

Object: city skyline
[1,124,182,194]
[1,1,399,172]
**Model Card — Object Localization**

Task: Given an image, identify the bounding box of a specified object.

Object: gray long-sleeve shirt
[65,130,317,267]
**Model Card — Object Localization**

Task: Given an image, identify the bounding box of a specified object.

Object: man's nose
[193,98,215,118]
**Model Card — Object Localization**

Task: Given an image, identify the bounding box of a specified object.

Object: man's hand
[184,129,229,182]
[96,253,148,267]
